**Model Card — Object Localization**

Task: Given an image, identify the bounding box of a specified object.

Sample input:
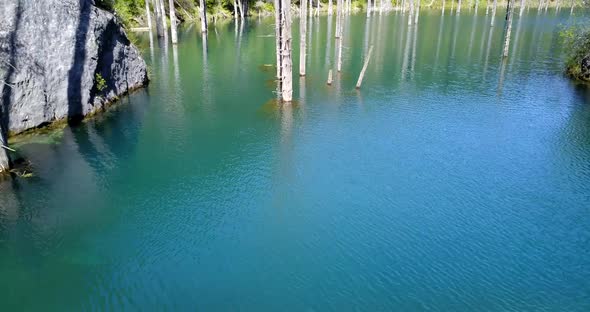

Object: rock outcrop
[0,0,149,171]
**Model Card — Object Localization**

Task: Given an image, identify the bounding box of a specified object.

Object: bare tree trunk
[168,0,178,43]
[408,0,414,25]
[237,0,245,19]
[502,0,513,58]
[200,0,208,33]
[520,0,525,16]
[491,0,497,26]
[571,0,574,14]
[458,0,462,13]
[158,0,167,34]
[145,0,153,30]
[402,0,406,13]
[0,127,9,173]
[356,45,374,88]
[317,0,320,16]
[329,0,333,14]
[336,0,344,72]
[415,0,420,24]
[234,0,238,20]
[275,0,281,80]
[486,0,489,14]
[309,0,313,17]
[276,0,293,102]
[544,0,549,12]
[153,0,164,36]
[300,0,307,76]
[367,0,371,17]
[442,0,445,15]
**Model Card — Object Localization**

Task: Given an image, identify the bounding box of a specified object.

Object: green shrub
[561,24,590,80]
[95,73,107,92]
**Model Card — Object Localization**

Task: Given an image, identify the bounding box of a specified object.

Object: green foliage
[96,0,145,27]
[561,24,590,80]
[95,73,107,92]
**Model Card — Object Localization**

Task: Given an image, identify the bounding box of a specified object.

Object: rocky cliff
[0,0,149,171]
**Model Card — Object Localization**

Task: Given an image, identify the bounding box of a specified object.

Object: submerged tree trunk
[168,0,178,43]
[200,0,208,33]
[276,0,293,102]
[502,0,514,58]
[300,0,307,76]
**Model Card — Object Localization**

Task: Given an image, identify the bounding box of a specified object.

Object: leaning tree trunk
[168,0,178,43]
[300,0,307,76]
[276,0,293,102]
[237,0,245,19]
[502,0,514,58]
[200,0,208,33]
[234,0,238,20]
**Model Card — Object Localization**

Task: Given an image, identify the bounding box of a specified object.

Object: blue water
[1,9,589,311]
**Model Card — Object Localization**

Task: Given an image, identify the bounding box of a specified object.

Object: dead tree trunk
[200,0,208,33]
[237,0,245,19]
[458,0,462,13]
[367,0,371,17]
[276,0,293,102]
[502,0,513,58]
[158,0,167,34]
[300,0,307,76]
[356,45,374,89]
[336,0,344,72]
[491,0,497,26]
[145,0,153,30]
[329,0,333,14]
[408,0,414,25]
[415,0,420,24]
[168,0,178,43]
[520,0,525,16]
[153,0,164,36]
[0,127,9,173]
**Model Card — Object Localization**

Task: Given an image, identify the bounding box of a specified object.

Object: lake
[1,8,589,311]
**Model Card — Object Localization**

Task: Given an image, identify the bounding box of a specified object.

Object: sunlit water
[1,9,590,311]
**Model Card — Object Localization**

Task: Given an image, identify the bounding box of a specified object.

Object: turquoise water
[1,9,590,310]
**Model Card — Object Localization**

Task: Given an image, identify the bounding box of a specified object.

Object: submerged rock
[0,0,149,135]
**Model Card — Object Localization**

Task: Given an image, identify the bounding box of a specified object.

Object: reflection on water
[1,9,590,311]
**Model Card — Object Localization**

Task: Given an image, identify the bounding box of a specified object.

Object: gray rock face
[0,0,149,136]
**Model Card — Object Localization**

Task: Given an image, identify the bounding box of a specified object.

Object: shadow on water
[66,0,92,125]
[0,0,22,168]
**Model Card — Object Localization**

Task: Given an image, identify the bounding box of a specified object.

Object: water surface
[1,9,590,311]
